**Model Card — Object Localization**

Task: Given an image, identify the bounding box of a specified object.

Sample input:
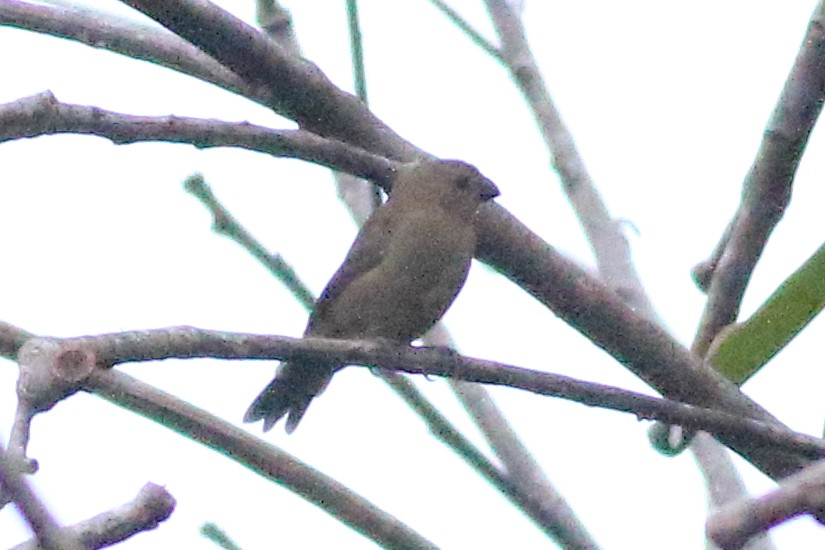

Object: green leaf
[707,241,825,385]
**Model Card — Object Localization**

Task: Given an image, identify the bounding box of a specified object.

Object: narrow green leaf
[708,241,825,384]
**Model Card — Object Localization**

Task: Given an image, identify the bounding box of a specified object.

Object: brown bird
[244,158,500,432]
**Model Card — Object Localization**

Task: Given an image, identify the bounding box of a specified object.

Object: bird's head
[390,159,500,219]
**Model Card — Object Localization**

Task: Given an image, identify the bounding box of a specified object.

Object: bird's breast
[316,208,476,343]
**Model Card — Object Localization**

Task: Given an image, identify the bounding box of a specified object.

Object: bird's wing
[309,204,396,329]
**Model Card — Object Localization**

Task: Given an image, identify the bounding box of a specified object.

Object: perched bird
[244,158,500,432]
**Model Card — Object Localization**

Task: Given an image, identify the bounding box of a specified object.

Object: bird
[243,158,500,433]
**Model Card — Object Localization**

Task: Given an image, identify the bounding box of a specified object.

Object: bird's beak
[479,177,500,201]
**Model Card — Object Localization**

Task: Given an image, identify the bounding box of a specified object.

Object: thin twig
[427,0,503,62]
[10,483,176,550]
[200,522,242,550]
[341,0,382,210]
[0,440,83,550]
[346,0,368,105]
[426,324,599,549]
[184,174,315,311]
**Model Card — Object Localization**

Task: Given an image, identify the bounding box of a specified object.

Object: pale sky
[2,1,825,548]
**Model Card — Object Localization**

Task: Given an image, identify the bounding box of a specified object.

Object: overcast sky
[2,1,825,548]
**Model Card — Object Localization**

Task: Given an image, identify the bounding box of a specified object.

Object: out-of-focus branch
[184,174,315,311]
[693,0,825,356]
[84,368,438,549]
[345,0,368,105]
[10,483,176,550]
[11,327,825,461]
[200,522,241,550]
[483,0,758,523]
[426,324,599,549]
[484,0,655,318]
[0,0,264,103]
[692,433,776,550]
[426,0,503,61]
[707,458,825,550]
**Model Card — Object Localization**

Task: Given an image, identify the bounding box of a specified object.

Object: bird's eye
[455,177,470,191]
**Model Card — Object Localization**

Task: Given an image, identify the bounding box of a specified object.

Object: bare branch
[692,434,777,550]
[7,329,437,549]
[10,483,176,550]
[13,327,825,462]
[0,0,263,102]
[426,324,599,549]
[0,320,32,361]
[184,174,316,311]
[120,0,421,158]
[0,441,83,550]
[0,92,395,184]
[707,458,825,550]
[484,0,655,319]
[427,0,504,62]
[693,0,825,355]
[85,368,439,549]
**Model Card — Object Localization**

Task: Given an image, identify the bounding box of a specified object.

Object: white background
[2,1,825,548]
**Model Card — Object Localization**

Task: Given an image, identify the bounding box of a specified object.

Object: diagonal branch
[86,368,439,549]
[484,0,654,318]
[0,439,83,550]
[693,0,825,355]
[0,92,395,183]
[0,0,263,102]
[9,483,176,550]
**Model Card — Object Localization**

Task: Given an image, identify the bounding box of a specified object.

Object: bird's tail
[243,361,335,433]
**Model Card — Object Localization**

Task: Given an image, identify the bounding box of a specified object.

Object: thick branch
[120,0,420,159]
